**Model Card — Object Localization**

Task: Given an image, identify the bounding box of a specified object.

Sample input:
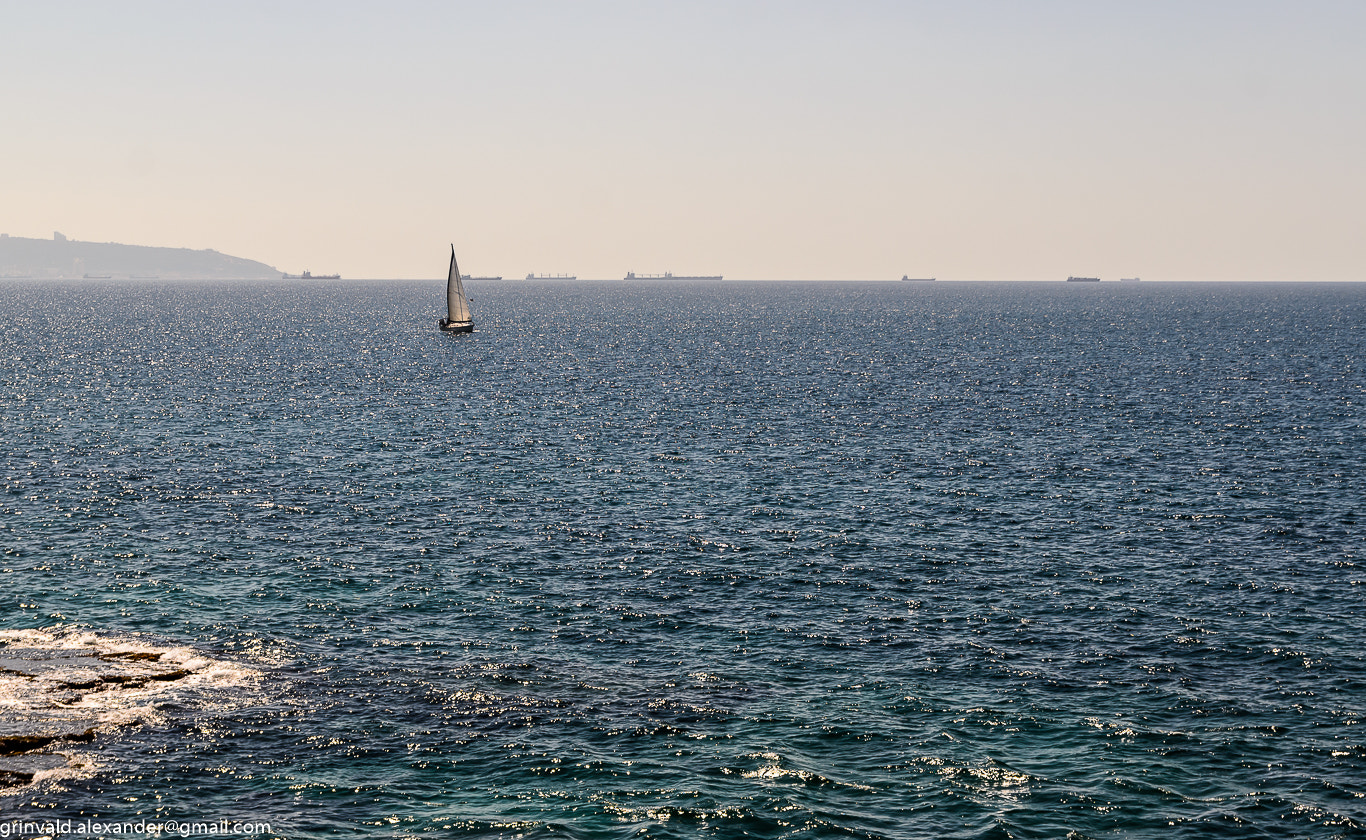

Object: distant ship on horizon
[461,274,502,281]
[901,276,935,282]
[1066,276,1101,282]
[283,270,340,280]
[525,273,576,280]
[624,271,723,281]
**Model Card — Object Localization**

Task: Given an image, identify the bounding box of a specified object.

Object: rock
[0,753,69,785]
[0,716,99,755]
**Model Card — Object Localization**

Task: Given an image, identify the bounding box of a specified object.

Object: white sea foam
[0,626,262,788]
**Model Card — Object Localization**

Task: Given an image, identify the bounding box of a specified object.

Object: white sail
[446,245,471,324]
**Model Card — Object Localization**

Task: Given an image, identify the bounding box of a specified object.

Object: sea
[0,279,1362,839]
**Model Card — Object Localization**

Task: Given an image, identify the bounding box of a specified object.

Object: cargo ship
[1066,276,1100,282]
[525,273,576,280]
[624,271,723,281]
[283,270,341,279]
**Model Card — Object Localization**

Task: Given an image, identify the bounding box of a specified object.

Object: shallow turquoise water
[2,279,1363,838]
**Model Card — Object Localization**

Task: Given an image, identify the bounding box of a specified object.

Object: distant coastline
[0,232,279,279]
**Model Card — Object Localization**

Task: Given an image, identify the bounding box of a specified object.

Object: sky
[3,0,1364,281]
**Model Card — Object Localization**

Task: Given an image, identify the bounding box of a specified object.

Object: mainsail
[446,246,471,324]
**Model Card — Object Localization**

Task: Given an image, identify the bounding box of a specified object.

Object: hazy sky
[4,1,1364,280]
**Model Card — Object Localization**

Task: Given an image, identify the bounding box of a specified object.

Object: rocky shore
[0,631,256,789]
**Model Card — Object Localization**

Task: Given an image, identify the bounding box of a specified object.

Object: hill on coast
[0,233,280,279]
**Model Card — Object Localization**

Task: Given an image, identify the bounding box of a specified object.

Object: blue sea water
[1,279,1363,838]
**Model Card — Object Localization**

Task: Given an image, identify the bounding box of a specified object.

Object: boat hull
[624,273,723,281]
[438,319,473,333]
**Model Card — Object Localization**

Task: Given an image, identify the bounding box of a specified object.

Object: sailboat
[438,245,474,333]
